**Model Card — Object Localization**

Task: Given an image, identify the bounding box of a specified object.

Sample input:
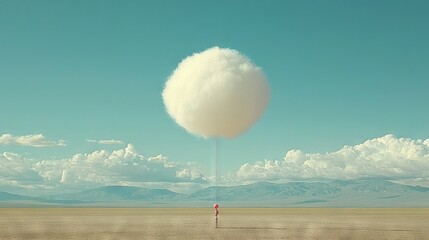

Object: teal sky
[1,0,429,193]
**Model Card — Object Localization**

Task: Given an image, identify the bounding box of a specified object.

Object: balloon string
[215,139,218,203]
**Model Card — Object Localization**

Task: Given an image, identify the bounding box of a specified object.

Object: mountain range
[1,180,428,207]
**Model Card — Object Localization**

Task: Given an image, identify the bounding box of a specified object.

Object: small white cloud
[86,139,124,145]
[0,133,66,147]
[176,168,192,178]
[148,154,167,162]
[234,134,429,183]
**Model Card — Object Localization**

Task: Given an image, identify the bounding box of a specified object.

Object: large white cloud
[0,133,66,147]
[235,135,429,182]
[0,144,206,193]
[162,46,269,139]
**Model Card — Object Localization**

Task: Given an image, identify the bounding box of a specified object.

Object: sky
[1,0,429,195]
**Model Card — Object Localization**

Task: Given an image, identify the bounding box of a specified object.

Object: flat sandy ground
[0,208,427,240]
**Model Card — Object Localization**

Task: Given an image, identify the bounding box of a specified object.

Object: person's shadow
[217,226,415,232]
[217,227,288,230]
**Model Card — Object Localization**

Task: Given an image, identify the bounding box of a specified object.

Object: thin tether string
[214,139,218,203]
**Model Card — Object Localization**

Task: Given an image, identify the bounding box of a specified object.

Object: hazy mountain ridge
[1,180,428,207]
[188,179,429,201]
[49,186,183,201]
[0,191,36,201]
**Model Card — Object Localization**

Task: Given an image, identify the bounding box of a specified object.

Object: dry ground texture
[0,208,427,240]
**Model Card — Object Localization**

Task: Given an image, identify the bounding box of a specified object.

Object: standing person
[214,203,219,228]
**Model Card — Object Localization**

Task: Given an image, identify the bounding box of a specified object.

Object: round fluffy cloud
[162,47,270,139]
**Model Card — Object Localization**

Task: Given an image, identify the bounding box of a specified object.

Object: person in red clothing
[214,203,219,228]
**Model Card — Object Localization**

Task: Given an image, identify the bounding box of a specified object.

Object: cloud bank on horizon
[1,134,428,193]
[235,134,429,183]
[0,143,205,193]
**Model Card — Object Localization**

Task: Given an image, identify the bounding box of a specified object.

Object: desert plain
[0,208,427,240]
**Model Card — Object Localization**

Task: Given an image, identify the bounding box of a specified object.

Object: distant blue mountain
[187,180,429,207]
[50,186,183,202]
[1,180,428,207]
[330,179,429,193]
[189,181,341,200]
[189,179,429,201]
[0,191,34,201]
